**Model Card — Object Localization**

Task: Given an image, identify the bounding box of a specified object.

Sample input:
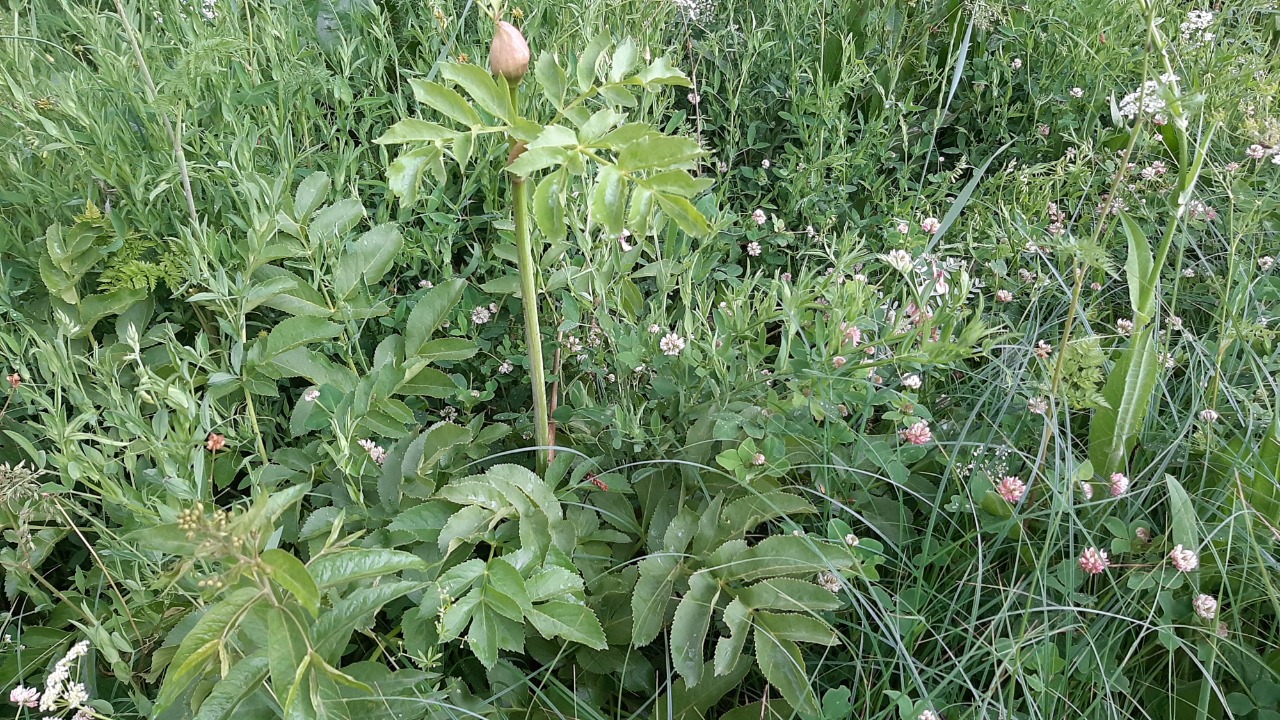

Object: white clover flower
[1193,593,1218,620]
[1170,544,1199,572]
[1070,87,1084,98]
[358,439,387,465]
[746,241,762,256]
[471,305,492,325]
[302,388,320,402]
[896,220,911,234]
[752,208,767,225]
[1260,256,1275,272]
[1010,58,1022,70]
[9,686,39,708]
[885,249,914,273]
[921,217,942,234]
[1199,408,1219,423]
[660,332,686,356]
[498,359,514,374]
[902,374,922,390]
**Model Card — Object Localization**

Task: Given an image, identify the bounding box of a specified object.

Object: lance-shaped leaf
[409,79,482,127]
[1088,328,1160,479]
[671,571,720,685]
[753,623,820,717]
[404,277,465,355]
[375,118,456,145]
[631,553,684,647]
[332,223,403,299]
[439,62,511,122]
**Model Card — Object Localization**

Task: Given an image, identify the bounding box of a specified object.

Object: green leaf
[592,165,627,237]
[753,624,820,717]
[578,108,625,142]
[576,31,611,91]
[439,480,508,511]
[264,316,342,359]
[721,492,817,539]
[529,124,579,149]
[414,421,473,474]
[269,347,357,392]
[628,186,655,236]
[313,581,423,660]
[527,600,608,649]
[713,598,750,677]
[261,549,320,617]
[409,78,482,127]
[308,548,427,588]
[533,170,567,243]
[309,198,366,241]
[754,611,837,646]
[1165,475,1200,551]
[1088,329,1161,479]
[728,536,852,583]
[415,338,479,363]
[632,554,683,647]
[923,139,1014,249]
[155,588,260,714]
[192,652,269,720]
[332,223,403,299]
[439,62,511,121]
[253,265,331,317]
[404,278,465,356]
[507,146,570,177]
[1120,211,1155,325]
[375,118,456,144]
[294,172,331,223]
[387,146,438,206]
[644,169,714,198]
[635,56,691,87]
[656,193,711,237]
[736,578,841,613]
[399,366,455,397]
[609,38,639,83]
[526,566,584,602]
[535,51,568,108]
[439,505,494,553]
[672,572,719,686]
[617,136,703,172]
[266,604,311,711]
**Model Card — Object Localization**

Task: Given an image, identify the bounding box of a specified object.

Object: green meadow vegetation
[2,0,1280,719]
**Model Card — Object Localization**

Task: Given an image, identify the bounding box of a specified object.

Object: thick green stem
[514,178,550,470]
[507,81,551,471]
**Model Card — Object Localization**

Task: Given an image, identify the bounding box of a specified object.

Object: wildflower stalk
[506,80,551,472]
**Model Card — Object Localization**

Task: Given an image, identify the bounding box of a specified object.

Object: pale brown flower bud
[488,21,530,83]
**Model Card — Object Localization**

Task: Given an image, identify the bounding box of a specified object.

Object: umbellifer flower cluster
[6,639,93,716]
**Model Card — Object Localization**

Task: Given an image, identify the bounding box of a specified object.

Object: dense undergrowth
[2,0,1280,719]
